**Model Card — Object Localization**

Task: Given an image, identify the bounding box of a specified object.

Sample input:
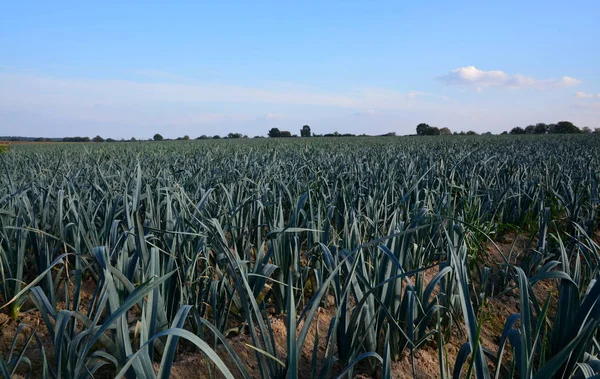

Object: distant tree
[130,137,137,142]
[228,132,243,139]
[594,128,600,134]
[63,136,91,142]
[533,122,548,134]
[465,130,478,135]
[416,123,431,136]
[524,125,536,134]
[300,125,311,137]
[533,123,548,134]
[92,135,104,142]
[183,135,190,140]
[213,135,221,139]
[439,127,451,135]
[416,123,441,135]
[510,127,526,135]
[581,126,592,133]
[153,133,164,141]
[268,128,282,138]
[501,131,508,135]
[197,135,208,140]
[106,138,115,142]
[280,131,292,138]
[552,121,580,134]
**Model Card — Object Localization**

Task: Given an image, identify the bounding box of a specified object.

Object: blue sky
[1,0,599,138]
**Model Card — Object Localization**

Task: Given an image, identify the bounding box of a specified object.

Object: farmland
[0,134,599,378]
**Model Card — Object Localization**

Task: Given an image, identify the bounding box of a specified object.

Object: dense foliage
[0,135,599,378]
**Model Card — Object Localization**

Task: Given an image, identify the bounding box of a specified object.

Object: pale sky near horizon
[1,1,599,138]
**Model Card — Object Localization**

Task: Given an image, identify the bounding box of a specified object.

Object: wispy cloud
[438,66,582,90]
[0,71,445,111]
[0,72,356,108]
[575,91,600,99]
[1,68,596,138]
[0,70,454,137]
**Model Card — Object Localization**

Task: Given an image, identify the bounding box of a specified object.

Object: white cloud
[561,76,582,87]
[575,92,600,99]
[576,92,595,98]
[438,66,582,90]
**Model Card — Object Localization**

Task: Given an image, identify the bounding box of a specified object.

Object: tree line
[414,121,599,136]
[506,121,599,135]
[2,120,597,143]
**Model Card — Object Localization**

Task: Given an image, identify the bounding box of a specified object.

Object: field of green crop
[0,135,599,378]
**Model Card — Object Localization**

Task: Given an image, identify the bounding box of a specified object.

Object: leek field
[1,134,599,379]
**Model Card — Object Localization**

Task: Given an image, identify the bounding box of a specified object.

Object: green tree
[534,123,548,134]
[268,128,281,138]
[552,121,580,134]
[416,123,440,135]
[300,125,311,137]
[416,123,431,136]
[280,131,292,137]
[153,133,164,141]
[92,135,104,142]
[510,127,526,135]
[439,127,452,135]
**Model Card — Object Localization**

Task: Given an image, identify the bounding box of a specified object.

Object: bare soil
[0,234,564,378]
